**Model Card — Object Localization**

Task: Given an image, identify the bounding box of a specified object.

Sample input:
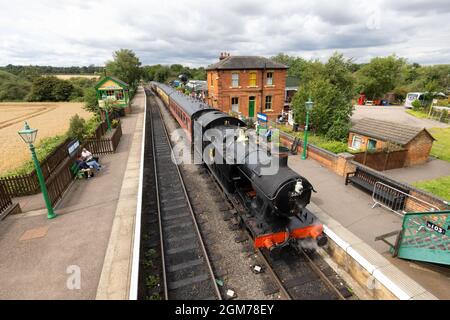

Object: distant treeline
[0,64,104,80]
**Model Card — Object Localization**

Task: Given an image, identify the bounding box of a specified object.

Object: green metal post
[105,111,111,132]
[29,143,56,219]
[301,110,310,160]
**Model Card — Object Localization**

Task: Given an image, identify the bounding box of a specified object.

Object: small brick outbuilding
[348,118,435,166]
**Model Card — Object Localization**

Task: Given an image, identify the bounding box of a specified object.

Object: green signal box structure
[95,76,131,113]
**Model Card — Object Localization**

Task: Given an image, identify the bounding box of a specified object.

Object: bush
[412,99,423,110]
[439,110,449,123]
[67,114,86,141]
[436,99,449,107]
[111,119,119,128]
[316,140,348,154]
[84,115,102,138]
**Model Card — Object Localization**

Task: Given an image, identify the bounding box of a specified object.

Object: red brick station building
[206,53,288,120]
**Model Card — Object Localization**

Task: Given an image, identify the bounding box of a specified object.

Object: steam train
[149,82,327,251]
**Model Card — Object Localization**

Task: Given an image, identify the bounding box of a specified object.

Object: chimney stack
[219,52,230,60]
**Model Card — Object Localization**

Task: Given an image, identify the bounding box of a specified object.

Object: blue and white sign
[257,113,268,122]
[67,139,80,157]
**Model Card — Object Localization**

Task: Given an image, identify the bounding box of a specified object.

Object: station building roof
[95,76,129,89]
[350,118,435,145]
[206,56,288,70]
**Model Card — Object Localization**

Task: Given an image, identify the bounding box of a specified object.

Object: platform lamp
[301,98,314,160]
[18,122,56,219]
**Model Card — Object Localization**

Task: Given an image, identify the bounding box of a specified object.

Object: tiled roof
[350,118,435,145]
[206,56,288,70]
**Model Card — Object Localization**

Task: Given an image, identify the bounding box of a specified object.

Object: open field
[51,74,100,80]
[0,102,92,174]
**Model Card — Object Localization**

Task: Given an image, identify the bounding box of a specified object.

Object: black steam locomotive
[150,82,327,251]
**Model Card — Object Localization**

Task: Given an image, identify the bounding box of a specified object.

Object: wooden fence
[0,183,13,217]
[47,121,122,206]
[0,137,71,197]
[46,158,75,207]
[353,149,407,171]
[85,120,122,154]
[0,119,123,198]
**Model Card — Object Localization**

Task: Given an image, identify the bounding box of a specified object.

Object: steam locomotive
[149,82,327,251]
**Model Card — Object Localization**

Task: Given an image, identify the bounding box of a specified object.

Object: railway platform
[0,88,145,299]
[288,156,449,299]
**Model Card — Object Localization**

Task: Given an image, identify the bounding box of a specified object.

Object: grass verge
[413,176,450,201]
[406,109,429,119]
[428,127,450,162]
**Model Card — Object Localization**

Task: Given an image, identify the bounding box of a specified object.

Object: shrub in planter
[111,119,119,129]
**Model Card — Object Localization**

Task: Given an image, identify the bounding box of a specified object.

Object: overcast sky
[1,0,449,67]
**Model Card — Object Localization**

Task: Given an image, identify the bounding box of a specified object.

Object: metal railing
[372,181,440,216]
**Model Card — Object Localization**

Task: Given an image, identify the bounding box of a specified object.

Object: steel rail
[152,92,221,300]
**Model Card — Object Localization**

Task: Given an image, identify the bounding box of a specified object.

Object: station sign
[257,113,268,123]
[67,139,80,157]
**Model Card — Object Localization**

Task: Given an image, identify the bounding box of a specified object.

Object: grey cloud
[0,0,449,66]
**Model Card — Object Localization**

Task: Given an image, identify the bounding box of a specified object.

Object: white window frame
[231,97,239,112]
[351,135,362,150]
[231,72,239,87]
[265,95,272,110]
[266,71,273,85]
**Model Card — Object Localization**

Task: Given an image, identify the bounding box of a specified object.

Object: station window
[115,91,124,100]
[266,72,273,85]
[232,73,239,87]
[249,72,257,86]
[106,90,115,97]
[265,96,272,110]
[231,97,239,112]
[351,135,362,150]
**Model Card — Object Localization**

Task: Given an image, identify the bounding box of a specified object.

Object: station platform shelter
[95,76,131,113]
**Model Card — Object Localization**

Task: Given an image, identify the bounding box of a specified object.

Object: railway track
[220,189,354,300]
[147,91,221,300]
[148,87,354,301]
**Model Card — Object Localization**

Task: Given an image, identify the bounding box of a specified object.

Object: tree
[105,49,142,88]
[356,55,405,99]
[83,87,100,114]
[291,53,355,141]
[155,67,170,82]
[27,76,60,101]
[68,114,86,141]
[53,80,74,101]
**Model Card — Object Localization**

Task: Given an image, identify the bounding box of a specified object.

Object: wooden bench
[345,167,408,210]
[70,161,94,179]
[345,167,377,193]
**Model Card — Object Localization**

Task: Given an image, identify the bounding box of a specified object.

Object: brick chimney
[219,52,230,60]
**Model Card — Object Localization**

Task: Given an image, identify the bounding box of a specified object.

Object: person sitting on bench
[75,157,94,179]
[81,148,102,171]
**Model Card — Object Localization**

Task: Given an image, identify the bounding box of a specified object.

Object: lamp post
[18,122,56,219]
[301,98,314,160]
[101,98,114,132]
